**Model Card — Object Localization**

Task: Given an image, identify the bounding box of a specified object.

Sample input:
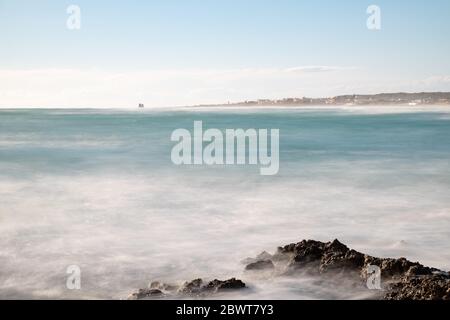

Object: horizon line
[1,91,449,109]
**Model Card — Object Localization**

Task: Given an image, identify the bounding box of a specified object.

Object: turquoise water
[1,107,450,299]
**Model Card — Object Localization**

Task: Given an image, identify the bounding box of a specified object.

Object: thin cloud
[0,67,446,108]
[285,66,356,73]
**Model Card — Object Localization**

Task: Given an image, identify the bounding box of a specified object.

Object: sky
[0,0,450,108]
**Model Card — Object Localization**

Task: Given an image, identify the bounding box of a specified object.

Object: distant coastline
[191,92,450,108]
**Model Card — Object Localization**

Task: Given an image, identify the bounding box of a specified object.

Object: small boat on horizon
[138,103,144,108]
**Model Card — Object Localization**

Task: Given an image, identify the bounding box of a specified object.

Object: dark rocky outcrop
[277,239,366,274]
[204,278,246,291]
[128,278,246,299]
[385,274,450,300]
[127,288,164,300]
[128,239,449,300]
[275,239,449,300]
[179,278,204,294]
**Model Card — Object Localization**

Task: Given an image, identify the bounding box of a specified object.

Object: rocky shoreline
[128,239,450,300]
[192,92,450,108]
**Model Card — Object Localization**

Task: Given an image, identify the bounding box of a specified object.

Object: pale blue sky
[1,0,449,107]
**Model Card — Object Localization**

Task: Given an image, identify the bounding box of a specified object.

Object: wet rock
[127,288,164,300]
[385,274,450,300]
[364,256,435,280]
[130,277,246,299]
[245,260,275,271]
[319,240,365,274]
[128,238,450,300]
[205,278,246,291]
[179,278,203,294]
[287,240,325,271]
[381,258,428,278]
[281,239,450,300]
[282,239,365,274]
[276,239,437,281]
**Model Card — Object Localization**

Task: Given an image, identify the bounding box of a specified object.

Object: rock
[287,240,325,271]
[405,265,435,277]
[280,239,450,300]
[179,278,203,294]
[127,288,164,300]
[130,277,246,299]
[282,239,365,274]
[245,259,275,271]
[385,274,450,300]
[326,239,350,253]
[276,239,437,281]
[319,240,365,274]
[364,256,435,280]
[205,278,246,291]
[128,239,450,300]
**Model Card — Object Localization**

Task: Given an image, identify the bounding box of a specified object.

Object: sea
[0,106,449,299]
